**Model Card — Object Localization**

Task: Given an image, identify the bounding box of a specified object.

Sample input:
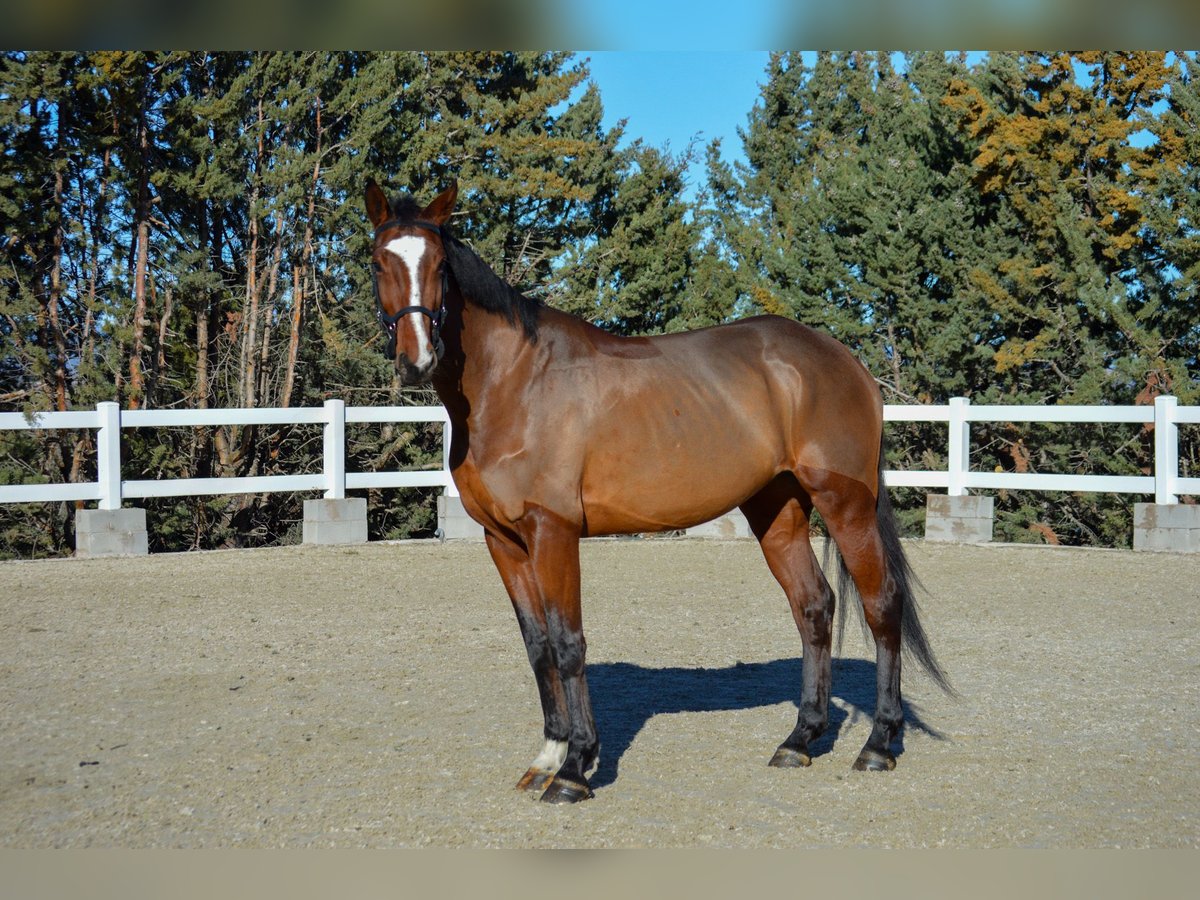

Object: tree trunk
[71,137,110,506]
[150,278,173,406]
[128,86,152,410]
[281,266,304,409]
[48,152,68,414]
[282,93,323,409]
[242,98,265,409]
[259,213,285,406]
[886,319,903,399]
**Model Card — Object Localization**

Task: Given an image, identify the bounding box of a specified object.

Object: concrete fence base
[924,494,994,543]
[437,494,485,540]
[63,495,1200,554]
[686,510,754,540]
[76,508,149,558]
[1133,502,1200,552]
[303,498,367,545]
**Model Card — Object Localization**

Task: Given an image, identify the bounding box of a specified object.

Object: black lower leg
[776,655,830,757]
[772,579,833,767]
[771,641,831,767]
[540,609,597,803]
[854,638,903,771]
[514,606,569,742]
[562,673,598,774]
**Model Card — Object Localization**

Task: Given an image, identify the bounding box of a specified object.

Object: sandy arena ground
[1,537,1197,848]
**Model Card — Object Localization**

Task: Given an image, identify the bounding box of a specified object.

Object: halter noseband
[372,219,448,362]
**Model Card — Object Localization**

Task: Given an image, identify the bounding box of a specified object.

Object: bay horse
[365,179,952,803]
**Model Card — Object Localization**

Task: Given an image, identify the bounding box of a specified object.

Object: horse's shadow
[586,657,944,789]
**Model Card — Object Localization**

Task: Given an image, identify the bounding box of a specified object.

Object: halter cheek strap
[372,219,449,362]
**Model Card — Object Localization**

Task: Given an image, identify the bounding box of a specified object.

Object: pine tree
[1135,51,1200,403]
[557,142,699,334]
[945,51,1176,404]
[943,51,1185,545]
[709,51,984,401]
[670,167,739,333]
[365,52,624,299]
[0,52,109,554]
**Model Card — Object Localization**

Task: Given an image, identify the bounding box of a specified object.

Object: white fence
[0,400,455,510]
[0,395,1196,510]
[884,395,1198,505]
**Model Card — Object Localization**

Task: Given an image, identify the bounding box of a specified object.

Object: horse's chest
[451,443,581,531]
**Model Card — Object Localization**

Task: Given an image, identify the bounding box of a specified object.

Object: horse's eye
[372,261,383,272]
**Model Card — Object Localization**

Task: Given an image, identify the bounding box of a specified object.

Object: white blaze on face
[384,235,435,369]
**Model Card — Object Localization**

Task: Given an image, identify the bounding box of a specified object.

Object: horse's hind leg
[807,474,904,771]
[741,478,835,768]
[485,532,571,796]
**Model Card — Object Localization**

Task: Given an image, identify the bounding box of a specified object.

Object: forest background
[1,50,1197,558]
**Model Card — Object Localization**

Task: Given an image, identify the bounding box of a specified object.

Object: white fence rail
[0,395,1195,510]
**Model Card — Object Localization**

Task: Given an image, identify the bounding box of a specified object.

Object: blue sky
[564,0,791,50]
[581,50,771,192]
[556,0,792,196]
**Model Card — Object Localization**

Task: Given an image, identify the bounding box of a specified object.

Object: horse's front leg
[519,508,597,804]
[485,532,570,796]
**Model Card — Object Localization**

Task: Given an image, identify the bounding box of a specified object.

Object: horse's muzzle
[396,353,436,385]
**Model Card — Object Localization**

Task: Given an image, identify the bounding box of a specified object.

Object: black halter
[372,219,448,362]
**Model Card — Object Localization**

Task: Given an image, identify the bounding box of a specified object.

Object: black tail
[825,443,956,697]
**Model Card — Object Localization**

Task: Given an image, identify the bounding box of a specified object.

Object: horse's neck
[432,295,533,420]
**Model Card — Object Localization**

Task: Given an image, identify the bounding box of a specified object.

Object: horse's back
[580,313,882,443]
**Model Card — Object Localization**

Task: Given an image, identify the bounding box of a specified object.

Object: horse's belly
[580,440,777,536]
[577,381,785,535]
[581,493,752,536]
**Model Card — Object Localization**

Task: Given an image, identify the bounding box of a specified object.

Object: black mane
[387,194,542,342]
[442,231,542,342]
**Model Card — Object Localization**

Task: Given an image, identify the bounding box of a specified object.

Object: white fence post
[436,416,482,539]
[305,398,365,544]
[947,396,970,497]
[78,400,148,556]
[323,398,346,500]
[1154,395,1179,505]
[442,420,459,497]
[925,397,992,542]
[1135,395,1197,551]
[97,401,122,510]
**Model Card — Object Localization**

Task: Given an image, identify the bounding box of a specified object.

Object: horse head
[364,179,458,384]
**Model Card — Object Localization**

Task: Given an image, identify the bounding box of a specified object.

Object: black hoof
[768,746,812,768]
[852,749,896,772]
[539,776,594,804]
[515,768,555,794]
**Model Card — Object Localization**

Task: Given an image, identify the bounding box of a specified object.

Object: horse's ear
[421,180,458,227]
[364,178,391,228]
